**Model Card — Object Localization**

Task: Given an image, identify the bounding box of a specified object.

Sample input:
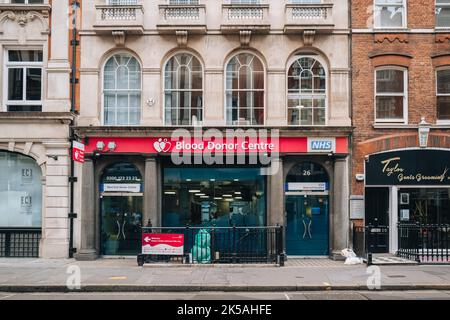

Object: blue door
[286,193,329,256]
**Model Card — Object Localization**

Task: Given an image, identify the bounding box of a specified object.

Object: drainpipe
[68,0,80,258]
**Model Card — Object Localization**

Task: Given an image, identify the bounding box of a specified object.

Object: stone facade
[0,1,72,258]
[74,0,352,259]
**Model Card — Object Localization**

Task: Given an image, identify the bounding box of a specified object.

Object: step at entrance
[365,254,419,265]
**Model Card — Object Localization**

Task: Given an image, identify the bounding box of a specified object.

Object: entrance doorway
[285,162,330,256]
[100,163,143,256]
[365,187,389,253]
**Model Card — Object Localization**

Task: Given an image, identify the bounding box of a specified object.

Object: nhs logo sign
[307,138,336,153]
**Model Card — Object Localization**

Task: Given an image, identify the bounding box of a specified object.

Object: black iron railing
[398,223,450,263]
[0,228,41,258]
[137,226,284,266]
[352,224,389,265]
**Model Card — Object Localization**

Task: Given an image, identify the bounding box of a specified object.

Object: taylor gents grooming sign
[366,149,450,186]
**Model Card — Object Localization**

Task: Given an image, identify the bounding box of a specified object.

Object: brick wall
[351,0,450,196]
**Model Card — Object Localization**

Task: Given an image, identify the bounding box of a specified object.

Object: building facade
[0,0,73,258]
[351,0,450,254]
[73,0,352,260]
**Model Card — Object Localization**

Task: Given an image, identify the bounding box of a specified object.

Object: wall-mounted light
[355,174,365,182]
[96,141,105,151]
[418,117,431,148]
[107,141,117,152]
[48,155,58,161]
[146,98,156,107]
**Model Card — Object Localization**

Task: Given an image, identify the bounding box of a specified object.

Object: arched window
[103,53,141,126]
[288,56,326,126]
[164,53,203,126]
[0,151,42,228]
[226,53,264,125]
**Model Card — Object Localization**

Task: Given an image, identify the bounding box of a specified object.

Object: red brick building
[351,0,450,254]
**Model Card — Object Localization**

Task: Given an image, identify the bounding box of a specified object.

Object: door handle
[116,220,121,240]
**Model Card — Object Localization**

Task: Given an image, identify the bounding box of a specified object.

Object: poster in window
[21,168,33,185]
[400,193,409,205]
[20,194,32,215]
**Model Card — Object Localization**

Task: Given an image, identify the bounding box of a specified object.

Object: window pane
[103,54,141,125]
[288,107,300,125]
[0,151,42,228]
[313,108,326,125]
[8,68,23,101]
[436,7,450,27]
[376,69,404,93]
[437,69,450,94]
[253,71,264,90]
[375,4,404,27]
[26,68,42,101]
[300,70,313,93]
[437,96,450,120]
[192,72,202,90]
[7,105,42,112]
[376,96,404,119]
[8,50,42,62]
[300,108,313,125]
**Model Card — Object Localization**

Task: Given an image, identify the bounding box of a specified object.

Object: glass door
[286,193,329,256]
[101,195,143,255]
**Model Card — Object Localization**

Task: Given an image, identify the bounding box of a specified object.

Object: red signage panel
[142,233,184,255]
[72,141,85,163]
[85,137,349,155]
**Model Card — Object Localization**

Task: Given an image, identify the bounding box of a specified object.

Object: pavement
[0,258,450,292]
[2,291,450,300]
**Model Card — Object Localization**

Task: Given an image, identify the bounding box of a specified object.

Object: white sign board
[350,196,365,220]
[287,182,327,191]
[103,184,141,193]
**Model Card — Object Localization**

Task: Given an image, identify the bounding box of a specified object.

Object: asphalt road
[1,291,450,300]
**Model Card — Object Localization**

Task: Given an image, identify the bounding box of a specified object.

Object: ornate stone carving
[112,30,126,47]
[239,30,252,47]
[5,11,38,27]
[176,30,188,47]
[303,30,316,46]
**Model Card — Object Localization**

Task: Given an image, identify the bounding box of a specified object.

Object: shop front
[75,132,350,260]
[0,151,42,257]
[365,149,450,253]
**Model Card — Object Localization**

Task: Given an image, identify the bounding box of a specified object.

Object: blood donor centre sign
[142,233,184,255]
[85,134,348,156]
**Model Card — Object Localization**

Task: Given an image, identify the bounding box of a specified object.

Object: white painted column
[389,186,399,254]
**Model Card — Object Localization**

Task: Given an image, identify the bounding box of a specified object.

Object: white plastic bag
[341,248,363,265]
[344,257,364,265]
[341,248,357,258]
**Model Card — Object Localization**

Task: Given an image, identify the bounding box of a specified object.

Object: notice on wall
[400,209,410,221]
[350,196,364,220]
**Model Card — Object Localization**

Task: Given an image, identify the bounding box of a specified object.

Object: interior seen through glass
[163,167,266,227]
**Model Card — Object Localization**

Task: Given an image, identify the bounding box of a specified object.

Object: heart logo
[153,138,172,153]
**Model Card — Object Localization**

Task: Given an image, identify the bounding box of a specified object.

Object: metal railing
[352,224,389,265]
[138,226,284,266]
[0,228,41,258]
[398,223,450,263]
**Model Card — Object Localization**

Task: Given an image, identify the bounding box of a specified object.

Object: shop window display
[163,167,266,227]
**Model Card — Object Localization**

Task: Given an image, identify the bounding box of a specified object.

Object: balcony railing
[221,3,270,33]
[157,4,206,33]
[284,3,334,32]
[94,3,144,34]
